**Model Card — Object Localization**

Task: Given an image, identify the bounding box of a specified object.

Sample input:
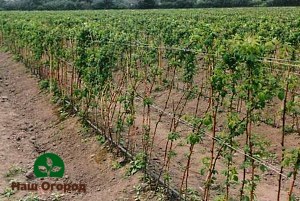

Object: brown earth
[0,52,160,201]
[124,72,300,200]
[1,48,299,201]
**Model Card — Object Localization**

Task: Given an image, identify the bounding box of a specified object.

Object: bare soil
[123,65,300,200]
[1,49,299,201]
[0,52,158,201]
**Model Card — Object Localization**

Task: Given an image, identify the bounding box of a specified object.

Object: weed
[80,124,91,136]
[213,195,226,201]
[50,193,64,201]
[127,153,146,176]
[177,140,185,146]
[20,193,39,201]
[13,55,21,62]
[186,188,201,201]
[112,161,122,170]
[285,125,295,134]
[265,118,274,126]
[1,187,15,198]
[39,80,49,91]
[59,110,69,121]
[0,46,9,52]
[5,166,24,178]
[96,135,106,144]
[134,184,143,200]
[155,187,168,201]
[51,95,60,104]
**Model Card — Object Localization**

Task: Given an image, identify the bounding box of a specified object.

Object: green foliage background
[0,0,299,10]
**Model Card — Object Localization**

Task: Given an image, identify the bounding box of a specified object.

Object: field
[0,8,300,201]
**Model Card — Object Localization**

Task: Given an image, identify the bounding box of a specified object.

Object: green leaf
[243,196,250,201]
[168,132,180,141]
[278,89,285,101]
[259,165,267,172]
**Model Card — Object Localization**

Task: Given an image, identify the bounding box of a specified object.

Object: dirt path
[0,52,156,201]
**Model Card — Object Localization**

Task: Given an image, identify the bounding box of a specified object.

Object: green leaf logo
[34,153,65,178]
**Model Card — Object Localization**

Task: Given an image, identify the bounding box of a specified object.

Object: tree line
[0,0,299,10]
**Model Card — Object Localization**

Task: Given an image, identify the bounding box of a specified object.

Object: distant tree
[0,0,5,9]
[17,0,36,10]
[85,0,93,7]
[92,0,114,9]
[161,0,195,8]
[138,0,156,8]
[0,0,299,10]
[230,0,252,6]
[272,0,300,6]
[41,0,78,10]
[105,0,114,8]
[64,1,79,10]
[197,0,254,7]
